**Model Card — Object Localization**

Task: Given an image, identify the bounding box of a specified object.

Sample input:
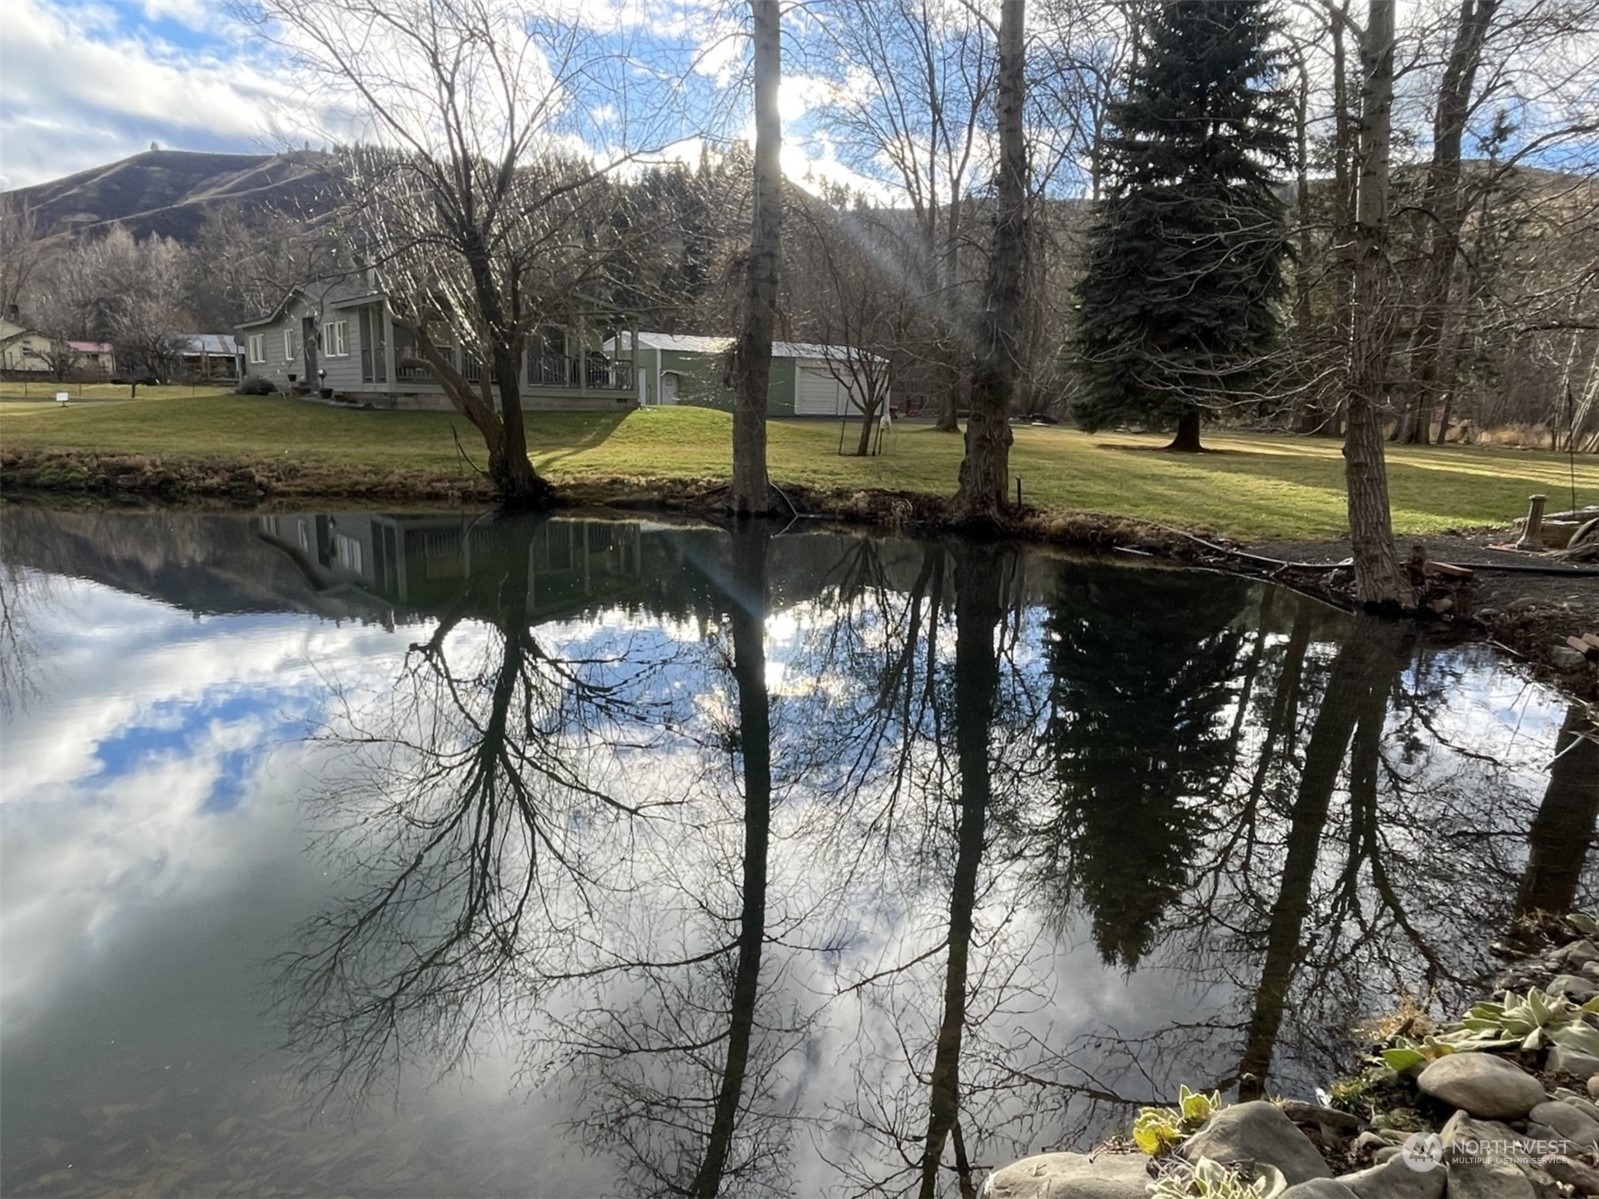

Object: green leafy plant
[1457,988,1599,1056]
[1380,1029,1507,1074]
[1148,1157,1286,1199]
[1133,1086,1223,1155]
[1566,913,1599,939]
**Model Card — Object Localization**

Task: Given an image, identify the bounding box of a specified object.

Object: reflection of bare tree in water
[557,524,803,1197]
[811,541,1056,1198]
[913,543,1006,1199]
[1233,614,1413,1099]
[274,514,682,1098]
[0,559,50,719]
[1514,705,1599,922]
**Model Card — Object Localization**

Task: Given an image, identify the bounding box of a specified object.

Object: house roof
[177,334,240,355]
[236,277,378,329]
[67,340,113,353]
[610,332,887,362]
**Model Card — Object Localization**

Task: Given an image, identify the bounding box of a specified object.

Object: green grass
[0,382,230,403]
[4,392,1596,540]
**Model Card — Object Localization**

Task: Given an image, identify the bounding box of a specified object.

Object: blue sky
[0,0,885,193]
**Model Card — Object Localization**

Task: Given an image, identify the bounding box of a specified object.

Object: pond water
[1,508,1595,1198]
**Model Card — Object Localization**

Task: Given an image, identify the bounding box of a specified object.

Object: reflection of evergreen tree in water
[1038,568,1252,967]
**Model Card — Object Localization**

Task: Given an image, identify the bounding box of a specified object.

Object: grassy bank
[4,392,1596,539]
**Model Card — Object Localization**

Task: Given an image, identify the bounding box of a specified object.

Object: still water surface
[1,509,1594,1197]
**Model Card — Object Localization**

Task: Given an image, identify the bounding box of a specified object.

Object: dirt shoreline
[4,445,1595,702]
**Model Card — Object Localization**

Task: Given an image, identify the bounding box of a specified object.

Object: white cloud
[0,0,302,188]
[139,0,210,26]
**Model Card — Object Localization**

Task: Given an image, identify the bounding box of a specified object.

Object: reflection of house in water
[253,514,648,622]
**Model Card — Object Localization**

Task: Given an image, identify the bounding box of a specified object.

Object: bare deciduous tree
[239,0,665,507]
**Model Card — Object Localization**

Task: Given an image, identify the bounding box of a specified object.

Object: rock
[1589,1074,1599,1100]
[1339,1153,1447,1199]
[1550,1046,1599,1079]
[1352,1131,1390,1158]
[1542,1154,1599,1196]
[1281,1100,1362,1134]
[1372,1146,1401,1163]
[1280,1182,1356,1199]
[1179,1102,1332,1186]
[1441,1112,1538,1199]
[1552,645,1589,670]
[1560,940,1599,968]
[1417,1052,1547,1119]
[1508,596,1541,614]
[980,1151,1150,1199]
[1558,1092,1599,1125]
[1529,1100,1599,1149]
[1548,974,1599,1002]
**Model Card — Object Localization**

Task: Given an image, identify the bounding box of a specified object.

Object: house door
[302,316,319,386]
[660,371,679,404]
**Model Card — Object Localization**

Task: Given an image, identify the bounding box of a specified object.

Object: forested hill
[3,149,333,243]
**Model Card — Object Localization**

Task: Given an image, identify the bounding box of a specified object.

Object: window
[247,333,265,364]
[324,319,349,357]
[283,329,297,361]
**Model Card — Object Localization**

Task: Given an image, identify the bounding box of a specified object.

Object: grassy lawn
[4,392,1595,540]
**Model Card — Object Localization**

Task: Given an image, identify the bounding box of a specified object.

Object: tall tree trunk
[693,528,772,1197]
[1404,0,1498,447]
[1320,4,1356,438]
[1292,48,1316,433]
[731,0,781,517]
[1344,0,1413,608]
[491,340,544,507]
[953,0,1024,520]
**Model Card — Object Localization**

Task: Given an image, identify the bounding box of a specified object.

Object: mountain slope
[4,149,334,243]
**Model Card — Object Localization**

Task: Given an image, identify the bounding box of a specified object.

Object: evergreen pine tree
[1071,0,1293,451]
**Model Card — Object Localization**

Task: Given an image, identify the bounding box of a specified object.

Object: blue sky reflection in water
[0,509,1592,1198]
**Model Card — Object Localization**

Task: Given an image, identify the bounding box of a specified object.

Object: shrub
[1134,1086,1223,1155]
[235,376,276,396]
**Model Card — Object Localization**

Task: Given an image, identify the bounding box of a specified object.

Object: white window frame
[324,319,349,358]
[283,329,297,362]
[247,333,265,364]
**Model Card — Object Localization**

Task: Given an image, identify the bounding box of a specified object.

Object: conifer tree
[1072,0,1294,451]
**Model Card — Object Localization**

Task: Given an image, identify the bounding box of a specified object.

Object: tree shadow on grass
[529,413,628,468]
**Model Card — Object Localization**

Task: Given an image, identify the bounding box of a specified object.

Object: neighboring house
[0,320,115,380]
[0,318,58,377]
[603,332,889,416]
[236,280,644,410]
[66,341,115,379]
[176,334,242,380]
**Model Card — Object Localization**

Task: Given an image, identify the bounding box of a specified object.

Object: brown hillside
[3,149,334,243]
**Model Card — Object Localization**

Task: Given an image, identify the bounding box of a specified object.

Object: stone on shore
[1416,1052,1546,1119]
[1279,1181,1356,1199]
[1338,1153,1446,1199]
[1548,1045,1599,1079]
[980,1151,1150,1199]
[1179,1101,1332,1186]
[1441,1112,1539,1199]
